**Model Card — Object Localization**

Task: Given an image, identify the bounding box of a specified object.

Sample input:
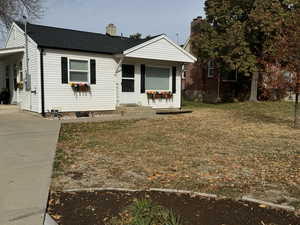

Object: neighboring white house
[0,22,196,116]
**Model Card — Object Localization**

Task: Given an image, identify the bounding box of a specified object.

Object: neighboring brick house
[183,17,250,103]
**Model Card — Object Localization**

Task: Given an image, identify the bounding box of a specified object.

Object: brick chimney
[191,16,203,36]
[106,24,117,36]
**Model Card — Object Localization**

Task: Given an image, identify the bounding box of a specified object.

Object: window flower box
[16,82,24,89]
[146,91,173,100]
[70,83,90,92]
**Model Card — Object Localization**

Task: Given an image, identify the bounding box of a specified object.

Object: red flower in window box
[70,83,90,92]
[146,91,173,100]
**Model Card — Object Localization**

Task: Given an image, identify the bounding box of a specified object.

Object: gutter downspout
[40,48,45,117]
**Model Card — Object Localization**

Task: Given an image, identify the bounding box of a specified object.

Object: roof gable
[15,22,156,54]
[123,35,196,63]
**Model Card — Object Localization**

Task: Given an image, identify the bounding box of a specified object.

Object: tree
[129,33,142,39]
[0,0,43,38]
[284,7,300,128]
[246,0,300,126]
[266,1,300,127]
[191,0,293,102]
[246,0,288,101]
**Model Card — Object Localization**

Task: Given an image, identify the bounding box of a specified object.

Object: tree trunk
[249,72,258,102]
[294,92,299,128]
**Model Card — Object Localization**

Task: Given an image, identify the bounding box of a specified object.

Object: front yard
[51,101,300,208]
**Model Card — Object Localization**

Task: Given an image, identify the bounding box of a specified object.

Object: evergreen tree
[129,33,142,39]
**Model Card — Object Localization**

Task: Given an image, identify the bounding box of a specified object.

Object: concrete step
[117,105,155,113]
[116,105,156,117]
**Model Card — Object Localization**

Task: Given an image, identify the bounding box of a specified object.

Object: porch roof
[0,47,24,59]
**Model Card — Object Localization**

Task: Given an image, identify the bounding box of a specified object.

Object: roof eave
[37,45,117,55]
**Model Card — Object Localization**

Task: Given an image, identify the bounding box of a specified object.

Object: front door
[120,64,137,104]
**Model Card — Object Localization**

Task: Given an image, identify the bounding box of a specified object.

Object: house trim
[4,23,15,48]
[68,58,90,84]
[0,47,24,55]
[123,35,197,62]
[37,46,115,56]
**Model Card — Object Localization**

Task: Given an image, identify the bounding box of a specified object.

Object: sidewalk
[0,106,60,225]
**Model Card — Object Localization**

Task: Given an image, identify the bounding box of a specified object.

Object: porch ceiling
[0,47,24,59]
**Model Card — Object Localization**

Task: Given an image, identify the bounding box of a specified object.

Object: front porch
[0,104,19,115]
[117,58,182,109]
[0,47,25,105]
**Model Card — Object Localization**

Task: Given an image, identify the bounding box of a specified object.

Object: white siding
[125,37,194,63]
[43,49,116,112]
[119,59,182,109]
[30,48,41,113]
[6,24,26,48]
[4,23,40,112]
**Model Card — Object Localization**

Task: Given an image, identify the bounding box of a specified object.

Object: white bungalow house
[0,22,196,116]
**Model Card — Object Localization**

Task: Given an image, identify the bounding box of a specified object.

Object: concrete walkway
[60,112,160,124]
[0,106,60,225]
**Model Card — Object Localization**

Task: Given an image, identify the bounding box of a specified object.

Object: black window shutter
[61,57,68,84]
[172,66,177,93]
[141,64,145,93]
[90,59,96,84]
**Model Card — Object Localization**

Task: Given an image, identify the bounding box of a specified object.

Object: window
[122,79,134,92]
[122,64,135,92]
[145,66,170,90]
[222,70,237,81]
[283,71,293,82]
[69,59,89,82]
[207,60,215,78]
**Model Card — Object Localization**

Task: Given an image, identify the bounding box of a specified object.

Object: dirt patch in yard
[51,102,300,209]
[47,190,300,225]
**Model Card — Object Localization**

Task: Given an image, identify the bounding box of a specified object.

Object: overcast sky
[34,0,205,45]
[0,1,205,46]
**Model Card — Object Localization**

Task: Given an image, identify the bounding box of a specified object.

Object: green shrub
[107,199,182,225]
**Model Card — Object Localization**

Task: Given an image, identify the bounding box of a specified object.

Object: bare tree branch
[0,0,43,46]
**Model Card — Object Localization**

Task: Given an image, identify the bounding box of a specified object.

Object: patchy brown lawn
[51,101,300,208]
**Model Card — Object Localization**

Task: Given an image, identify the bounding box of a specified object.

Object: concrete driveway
[0,106,60,225]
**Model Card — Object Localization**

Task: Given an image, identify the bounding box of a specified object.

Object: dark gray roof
[16,22,158,54]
